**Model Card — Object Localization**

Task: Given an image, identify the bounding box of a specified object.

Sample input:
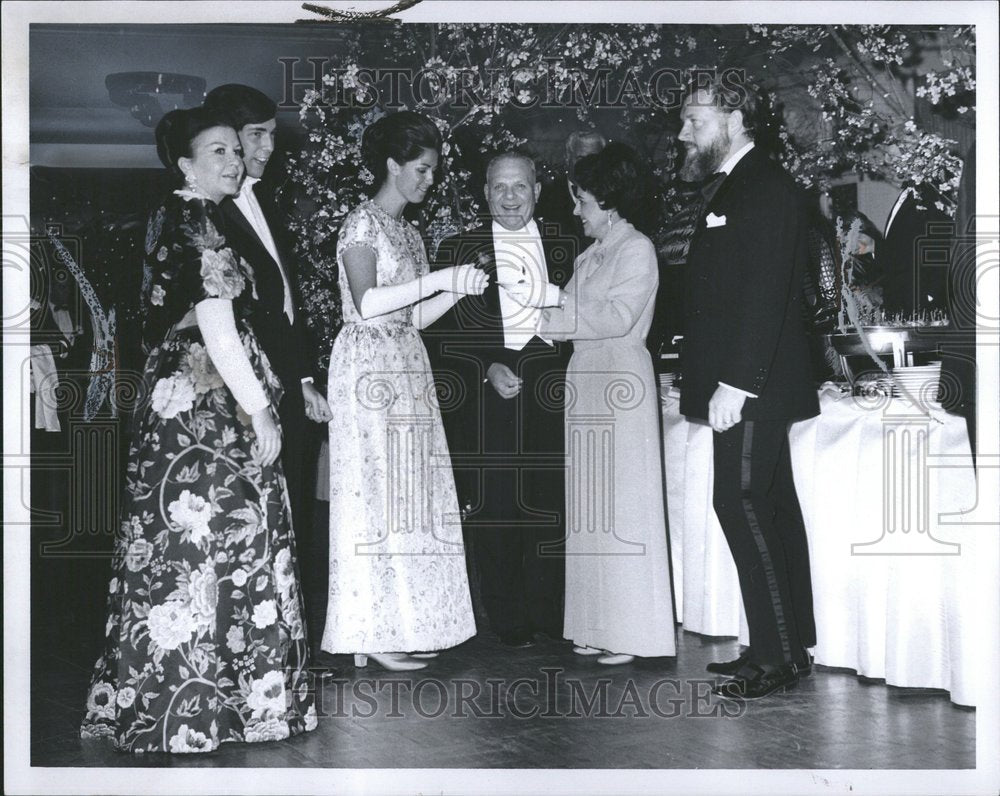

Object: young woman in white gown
[321,112,487,671]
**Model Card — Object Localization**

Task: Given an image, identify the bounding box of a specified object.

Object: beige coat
[540,220,676,657]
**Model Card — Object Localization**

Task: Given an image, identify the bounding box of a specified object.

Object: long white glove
[194,299,269,415]
[358,263,489,319]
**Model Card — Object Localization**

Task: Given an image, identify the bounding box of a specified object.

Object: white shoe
[409,652,440,659]
[597,653,635,666]
[573,645,604,655]
[354,653,428,671]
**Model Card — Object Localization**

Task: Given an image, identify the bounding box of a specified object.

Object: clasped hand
[302,381,332,423]
[708,385,746,433]
[434,263,490,295]
[486,362,522,399]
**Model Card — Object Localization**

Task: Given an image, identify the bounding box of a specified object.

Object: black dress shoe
[709,648,814,677]
[497,628,535,648]
[706,648,751,675]
[532,627,567,643]
[712,663,799,700]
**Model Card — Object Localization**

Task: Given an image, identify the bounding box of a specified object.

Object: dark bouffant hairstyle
[154,107,235,180]
[361,111,442,188]
[684,69,764,143]
[203,84,277,129]
[573,141,652,229]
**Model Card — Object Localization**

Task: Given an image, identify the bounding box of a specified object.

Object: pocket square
[705,212,727,228]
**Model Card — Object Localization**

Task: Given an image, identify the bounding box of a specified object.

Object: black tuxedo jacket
[219,183,311,392]
[680,146,819,422]
[880,187,951,316]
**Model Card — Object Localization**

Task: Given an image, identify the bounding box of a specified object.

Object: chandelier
[105,72,206,127]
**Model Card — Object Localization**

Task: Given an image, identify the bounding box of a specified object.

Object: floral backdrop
[281,23,975,372]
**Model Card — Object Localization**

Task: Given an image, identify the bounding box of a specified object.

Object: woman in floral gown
[81,108,316,752]
[321,111,486,671]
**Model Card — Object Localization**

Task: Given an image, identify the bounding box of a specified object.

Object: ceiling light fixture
[105,72,206,127]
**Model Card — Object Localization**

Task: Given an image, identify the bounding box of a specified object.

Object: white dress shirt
[492,219,553,351]
[716,141,755,177]
[233,176,295,324]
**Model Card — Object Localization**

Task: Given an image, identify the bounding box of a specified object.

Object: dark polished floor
[33,616,975,770]
[27,451,976,773]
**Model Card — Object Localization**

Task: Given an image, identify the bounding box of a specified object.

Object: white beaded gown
[321,201,476,654]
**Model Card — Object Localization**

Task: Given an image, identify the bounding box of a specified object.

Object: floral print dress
[80,192,316,753]
[321,201,476,655]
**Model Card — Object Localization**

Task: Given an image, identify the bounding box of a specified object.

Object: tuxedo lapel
[221,199,274,273]
[470,227,501,321]
[252,183,297,282]
[688,148,764,252]
[706,146,764,213]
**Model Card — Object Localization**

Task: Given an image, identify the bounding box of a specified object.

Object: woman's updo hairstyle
[361,111,442,189]
[155,107,235,181]
[573,141,656,233]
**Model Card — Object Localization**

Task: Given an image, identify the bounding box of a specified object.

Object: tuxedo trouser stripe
[739,421,794,665]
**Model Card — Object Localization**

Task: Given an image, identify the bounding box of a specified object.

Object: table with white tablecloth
[661,388,982,706]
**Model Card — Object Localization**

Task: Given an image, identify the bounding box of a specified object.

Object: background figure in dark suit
[678,75,819,700]
[204,85,335,669]
[535,130,606,259]
[880,184,951,316]
[430,153,574,648]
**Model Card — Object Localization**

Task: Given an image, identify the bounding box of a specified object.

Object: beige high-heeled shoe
[573,645,603,656]
[596,653,635,666]
[354,653,428,671]
[409,652,440,659]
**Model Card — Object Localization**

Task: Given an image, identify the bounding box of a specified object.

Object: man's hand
[486,363,522,399]
[708,385,747,432]
[302,381,333,423]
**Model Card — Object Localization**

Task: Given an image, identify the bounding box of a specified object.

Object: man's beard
[679,129,731,182]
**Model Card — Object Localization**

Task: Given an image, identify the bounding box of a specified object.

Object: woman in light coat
[507,142,676,664]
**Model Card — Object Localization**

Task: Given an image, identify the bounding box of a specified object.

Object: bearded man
[678,73,819,700]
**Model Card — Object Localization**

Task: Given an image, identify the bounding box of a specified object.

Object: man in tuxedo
[880,183,951,317]
[430,153,574,648]
[203,85,335,670]
[678,75,819,699]
[536,130,606,257]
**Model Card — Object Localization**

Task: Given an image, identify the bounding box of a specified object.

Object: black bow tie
[700,171,727,202]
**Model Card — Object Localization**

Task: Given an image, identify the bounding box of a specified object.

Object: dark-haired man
[678,76,818,699]
[204,84,335,672]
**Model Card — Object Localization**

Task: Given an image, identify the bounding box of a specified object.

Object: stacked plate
[891,362,942,403]
[658,371,679,400]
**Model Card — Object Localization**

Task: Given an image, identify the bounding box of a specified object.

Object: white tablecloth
[661,389,981,706]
